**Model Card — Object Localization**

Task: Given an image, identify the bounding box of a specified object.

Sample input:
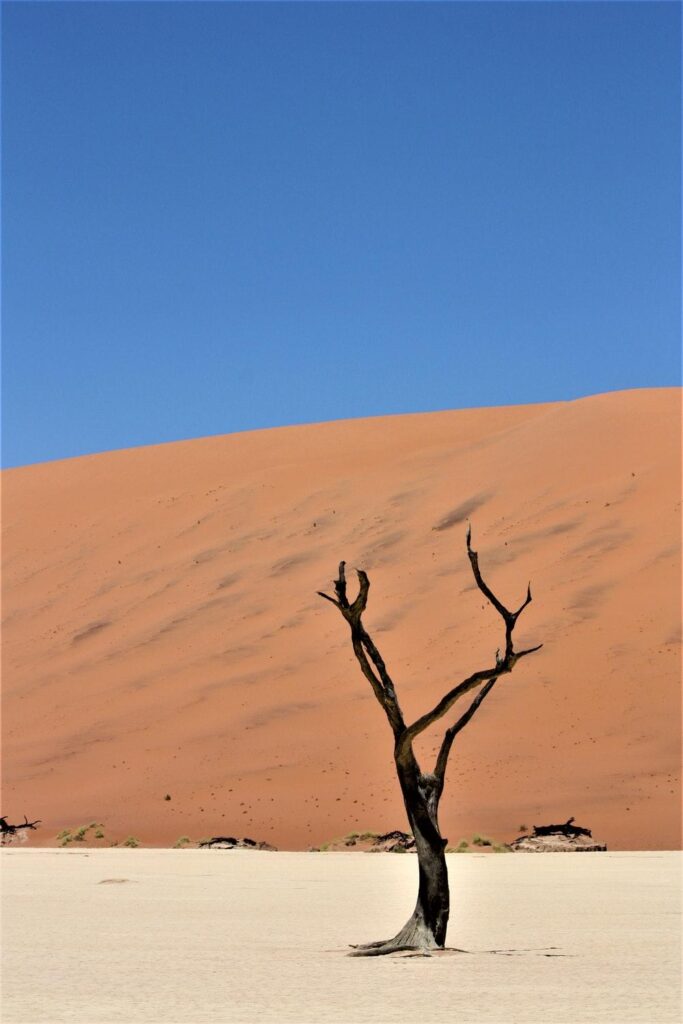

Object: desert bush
[94,830,104,839]
[173,836,191,848]
[471,834,492,847]
[122,836,140,848]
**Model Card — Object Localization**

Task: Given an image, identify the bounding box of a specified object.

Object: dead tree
[532,817,592,838]
[0,815,41,840]
[319,527,541,956]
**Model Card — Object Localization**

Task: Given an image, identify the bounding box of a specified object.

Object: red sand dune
[1,388,681,850]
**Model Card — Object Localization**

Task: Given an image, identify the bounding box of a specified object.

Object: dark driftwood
[376,830,414,845]
[319,528,542,956]
[199,836,275,850]
[199,836,239,847]
[0,815,41,837]
[532,817,592,838]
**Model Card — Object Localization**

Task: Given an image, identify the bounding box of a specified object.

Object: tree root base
[348,943,435,958]
[348,915,445,957]
[347,943,469,958]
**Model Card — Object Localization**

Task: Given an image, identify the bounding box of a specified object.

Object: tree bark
[400,807,449,949]
[350,757,449,956]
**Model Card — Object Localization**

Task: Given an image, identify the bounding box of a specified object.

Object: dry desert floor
[1,849,681,1024]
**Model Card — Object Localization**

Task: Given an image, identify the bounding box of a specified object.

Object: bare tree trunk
[350,760,449,956]
[404,833,449,948]
[398,811,449,948]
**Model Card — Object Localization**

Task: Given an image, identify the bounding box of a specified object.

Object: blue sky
[2,1,680,467]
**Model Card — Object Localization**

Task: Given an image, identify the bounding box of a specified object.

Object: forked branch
[399,526,542,755]
[433,677,498,787]
[466,523,534,662]
[318,563,405,736]
[0,815,41,836]
[319,529,542,765]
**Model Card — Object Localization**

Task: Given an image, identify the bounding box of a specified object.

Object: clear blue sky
[2,1,680,467]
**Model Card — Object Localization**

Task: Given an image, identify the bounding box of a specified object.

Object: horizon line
[2,383,681,472]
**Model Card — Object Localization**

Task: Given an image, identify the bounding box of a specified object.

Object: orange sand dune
[1,388,680,850]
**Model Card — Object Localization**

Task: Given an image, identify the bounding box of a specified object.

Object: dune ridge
[2,388,680,850]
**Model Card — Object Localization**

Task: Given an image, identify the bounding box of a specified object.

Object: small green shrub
[122,836,140,848]
[358,831,379,841]
[455,839,470,852]
[94,830,105,839]
[492,843,513,853]
[471,834,492,847]
[58,822,102,845]
[173,836,191,849]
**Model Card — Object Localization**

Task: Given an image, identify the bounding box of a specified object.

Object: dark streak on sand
[432,493,491,532]
[270,552,315,576]
[72,621,111,644]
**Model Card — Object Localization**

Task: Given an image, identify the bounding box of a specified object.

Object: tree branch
[0,815,41,836]
[433,678,497,787]
[398,526,542,752]
[466,523,535,661]
[401,666,501,750]
[318,566,406,737]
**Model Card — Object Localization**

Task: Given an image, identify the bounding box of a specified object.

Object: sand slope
[1,388,680,849]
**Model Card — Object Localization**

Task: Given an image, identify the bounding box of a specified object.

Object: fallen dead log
[0,815,41,837]
[532,817,592,838]
[198,836,277,850]
[369,831,416,852]
[511,817,606,852]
